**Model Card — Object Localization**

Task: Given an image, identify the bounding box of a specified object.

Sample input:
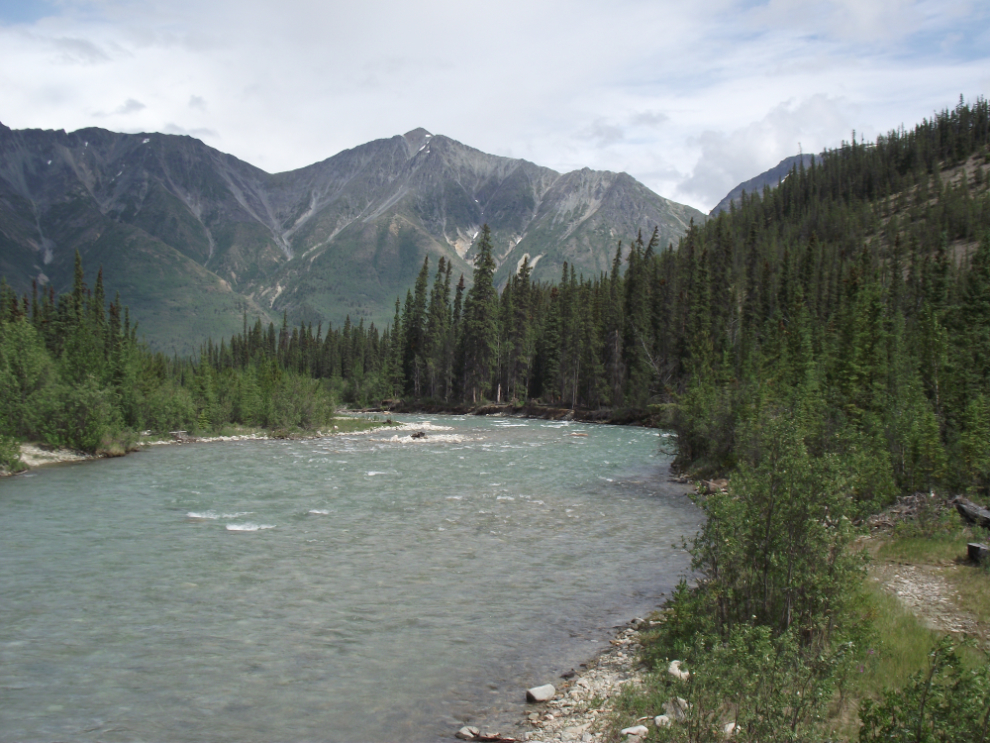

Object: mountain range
[0,122,708,352]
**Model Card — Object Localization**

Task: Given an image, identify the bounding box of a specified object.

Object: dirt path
[870,560,985,639]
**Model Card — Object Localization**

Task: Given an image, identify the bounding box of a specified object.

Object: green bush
[0,432,22,472]
[134,380,196,434]
[859,637,990,743]
[263,374,334,431]
[624,413,870,742]
[45,377,123,452]
[639,625,854,743]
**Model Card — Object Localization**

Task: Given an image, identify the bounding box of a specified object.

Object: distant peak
[402,128,432,156]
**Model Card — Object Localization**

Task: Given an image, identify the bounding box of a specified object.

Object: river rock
[527,683,556,702]
[456,725,480,739]
[663,697,688,720]
[621,724,649,736]
[668,660,690,680]
[654,714,672,727]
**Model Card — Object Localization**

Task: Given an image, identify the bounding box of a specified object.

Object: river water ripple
[0,415,700,742]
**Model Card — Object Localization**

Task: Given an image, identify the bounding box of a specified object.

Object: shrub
[859,637,990,743]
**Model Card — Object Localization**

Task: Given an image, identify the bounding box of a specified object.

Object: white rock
[654,714,672,727]
[527,683,556,702]
[663,697,689,720]
[724,721,740,736]
[621,724,649,736]
[456,725,479,739]
[668,660,690,680]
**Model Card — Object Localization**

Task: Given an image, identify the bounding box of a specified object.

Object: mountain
[0,122,705,352]
[710,154,817,215]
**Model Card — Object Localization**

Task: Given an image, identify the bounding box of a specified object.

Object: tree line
[0,253,335,468]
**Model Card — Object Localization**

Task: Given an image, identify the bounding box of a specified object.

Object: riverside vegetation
[0,253,336,472]
[3,97,990,741]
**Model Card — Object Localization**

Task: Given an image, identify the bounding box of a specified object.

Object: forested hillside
[220,97,990,502]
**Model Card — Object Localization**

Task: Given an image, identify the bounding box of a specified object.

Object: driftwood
[953,497,990,529]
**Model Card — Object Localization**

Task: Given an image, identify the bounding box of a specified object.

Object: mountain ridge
[0,121,706,352]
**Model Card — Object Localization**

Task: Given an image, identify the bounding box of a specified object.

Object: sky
[0,0,987,213]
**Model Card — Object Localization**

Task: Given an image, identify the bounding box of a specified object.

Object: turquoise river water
[0,415,701,742]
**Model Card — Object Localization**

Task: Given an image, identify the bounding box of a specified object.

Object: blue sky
[0,0,54,24]
[1,0,987,211]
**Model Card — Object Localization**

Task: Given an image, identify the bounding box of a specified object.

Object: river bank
[456,619,653,743]
[2,417,400,476]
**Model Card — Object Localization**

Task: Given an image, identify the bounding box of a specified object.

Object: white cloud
[114,97,144,114]
[678,95,852,207]
[51,35,110,63]
[162,122,218,139]
[581,120,626,148]
[0,0,986,210]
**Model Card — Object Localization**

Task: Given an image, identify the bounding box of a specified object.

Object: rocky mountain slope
[0,122,705,352]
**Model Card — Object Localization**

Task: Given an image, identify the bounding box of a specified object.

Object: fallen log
[953,497,990,529]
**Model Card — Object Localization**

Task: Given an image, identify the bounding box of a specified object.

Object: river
[0,415,700,742]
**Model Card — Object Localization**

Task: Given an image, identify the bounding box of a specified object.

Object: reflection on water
[0,416,700,742]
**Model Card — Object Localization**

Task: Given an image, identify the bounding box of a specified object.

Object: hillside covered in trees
[201,97,990,502]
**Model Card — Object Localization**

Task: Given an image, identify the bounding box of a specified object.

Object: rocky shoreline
[455,619,653,743]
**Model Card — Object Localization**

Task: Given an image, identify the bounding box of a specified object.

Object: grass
[948,561,990,628]
[825,581,940,740]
